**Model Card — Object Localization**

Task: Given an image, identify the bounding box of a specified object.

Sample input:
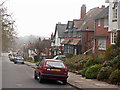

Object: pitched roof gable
[54,24,67,38]
[79,7,104,30]
[95,6,109,20]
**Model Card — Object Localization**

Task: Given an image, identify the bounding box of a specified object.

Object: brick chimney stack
[101,5,105,9]
[81,4,86,19]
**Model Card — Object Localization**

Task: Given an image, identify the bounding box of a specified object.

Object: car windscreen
[45,61,65,68]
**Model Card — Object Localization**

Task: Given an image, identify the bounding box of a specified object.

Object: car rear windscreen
[45,61,65,68]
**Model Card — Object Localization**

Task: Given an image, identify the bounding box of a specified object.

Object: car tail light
[42,67,47,70]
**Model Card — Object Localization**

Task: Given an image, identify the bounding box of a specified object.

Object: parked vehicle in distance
[9,55,15,61]
[14,55,24,64]
[53,55,66,60]
[34,59,68,85]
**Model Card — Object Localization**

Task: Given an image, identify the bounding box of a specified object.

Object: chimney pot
[101,5,105,9]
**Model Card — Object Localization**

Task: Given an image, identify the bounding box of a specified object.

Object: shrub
[65,53,73,58]
[109,69,120,83]
[111,55,120,65]
[84,58,101,68]
[102,61,113,67]
[97,66,112,81]
[85,64,101,79]
[8,54,12,56]
[105,45,119,60]
[81,67,89,77]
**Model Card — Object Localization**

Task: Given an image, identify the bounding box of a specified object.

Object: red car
[34,59,68,85]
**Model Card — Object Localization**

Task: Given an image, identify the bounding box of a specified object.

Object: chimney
[51,32,53,40]
[58,22,61,24]
[101,5,105,9]
[81,4,86,19]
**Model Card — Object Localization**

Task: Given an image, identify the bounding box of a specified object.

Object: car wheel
[62,79,67,85]
[14,62,17,64]
[38,74,43,83]
[22,62,24,64]
[34,72,37,80]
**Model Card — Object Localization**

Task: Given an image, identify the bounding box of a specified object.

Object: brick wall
[95,19,111,54]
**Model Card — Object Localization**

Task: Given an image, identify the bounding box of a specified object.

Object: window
[73,31,77,37]
[98,19,100,26]
[64,33,68,37]
[111,32,117,44]
[68,30,71,37]
[113,3,118,21]
[78,32,81,37]
[104,18,108,28]
[98,39,106,50]
[45,61,65,68]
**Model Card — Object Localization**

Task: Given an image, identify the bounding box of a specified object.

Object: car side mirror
[36,64,39,66]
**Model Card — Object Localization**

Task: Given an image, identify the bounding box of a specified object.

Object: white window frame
[104,18,108,28]
[113,3,118,20]
[111,32,117,44]
[98,19,100,27]
[98,39,106,50]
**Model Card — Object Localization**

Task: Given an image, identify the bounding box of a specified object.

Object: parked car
[53,55,66,60]
[9,55,15,61]
[34,59,68,85]
[14,55,24,64]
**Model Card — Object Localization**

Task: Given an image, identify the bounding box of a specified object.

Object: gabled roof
[79,7,104,30]
[95,6,109,20]
[54,24,67,38]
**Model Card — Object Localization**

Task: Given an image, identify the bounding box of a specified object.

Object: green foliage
[65,53,73,58]
[81,67,89,77]
[63,54,91,71]
[25,57,34,62]
[77,70,82,74]
[105,45,119,60]
[85,64,101,79]
[84,58,100,68]
[111,55,120,65]
[8,54,12,56]
[115,32,120,48]
[109,69,120,83]
[97,66,113,80]
[102,61,113,67]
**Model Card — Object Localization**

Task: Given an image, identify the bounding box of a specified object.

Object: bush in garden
[105,45,119,60]
[97,66,112,81]
[109,69,120,83]
[84,58,101,68]
[65,53,73,58]
[85,64,101,79]
[102,61,113,67]
[111,55,120,65]
[81,67,89,77]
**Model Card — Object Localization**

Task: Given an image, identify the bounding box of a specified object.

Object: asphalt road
[2,56,76,89]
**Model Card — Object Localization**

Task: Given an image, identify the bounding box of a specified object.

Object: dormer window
[112,2,118,21]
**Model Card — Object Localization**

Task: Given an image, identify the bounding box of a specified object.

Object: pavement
[24,61,120,89]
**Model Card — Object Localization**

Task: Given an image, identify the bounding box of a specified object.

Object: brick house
[61,4,105,55]
[94,6,111,54]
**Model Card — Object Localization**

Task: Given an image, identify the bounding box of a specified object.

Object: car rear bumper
[41,73,68,80]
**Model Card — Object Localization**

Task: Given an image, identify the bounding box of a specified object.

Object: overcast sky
[3,0,108,37]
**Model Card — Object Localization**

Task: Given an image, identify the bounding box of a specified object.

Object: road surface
[2,55,76,89]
